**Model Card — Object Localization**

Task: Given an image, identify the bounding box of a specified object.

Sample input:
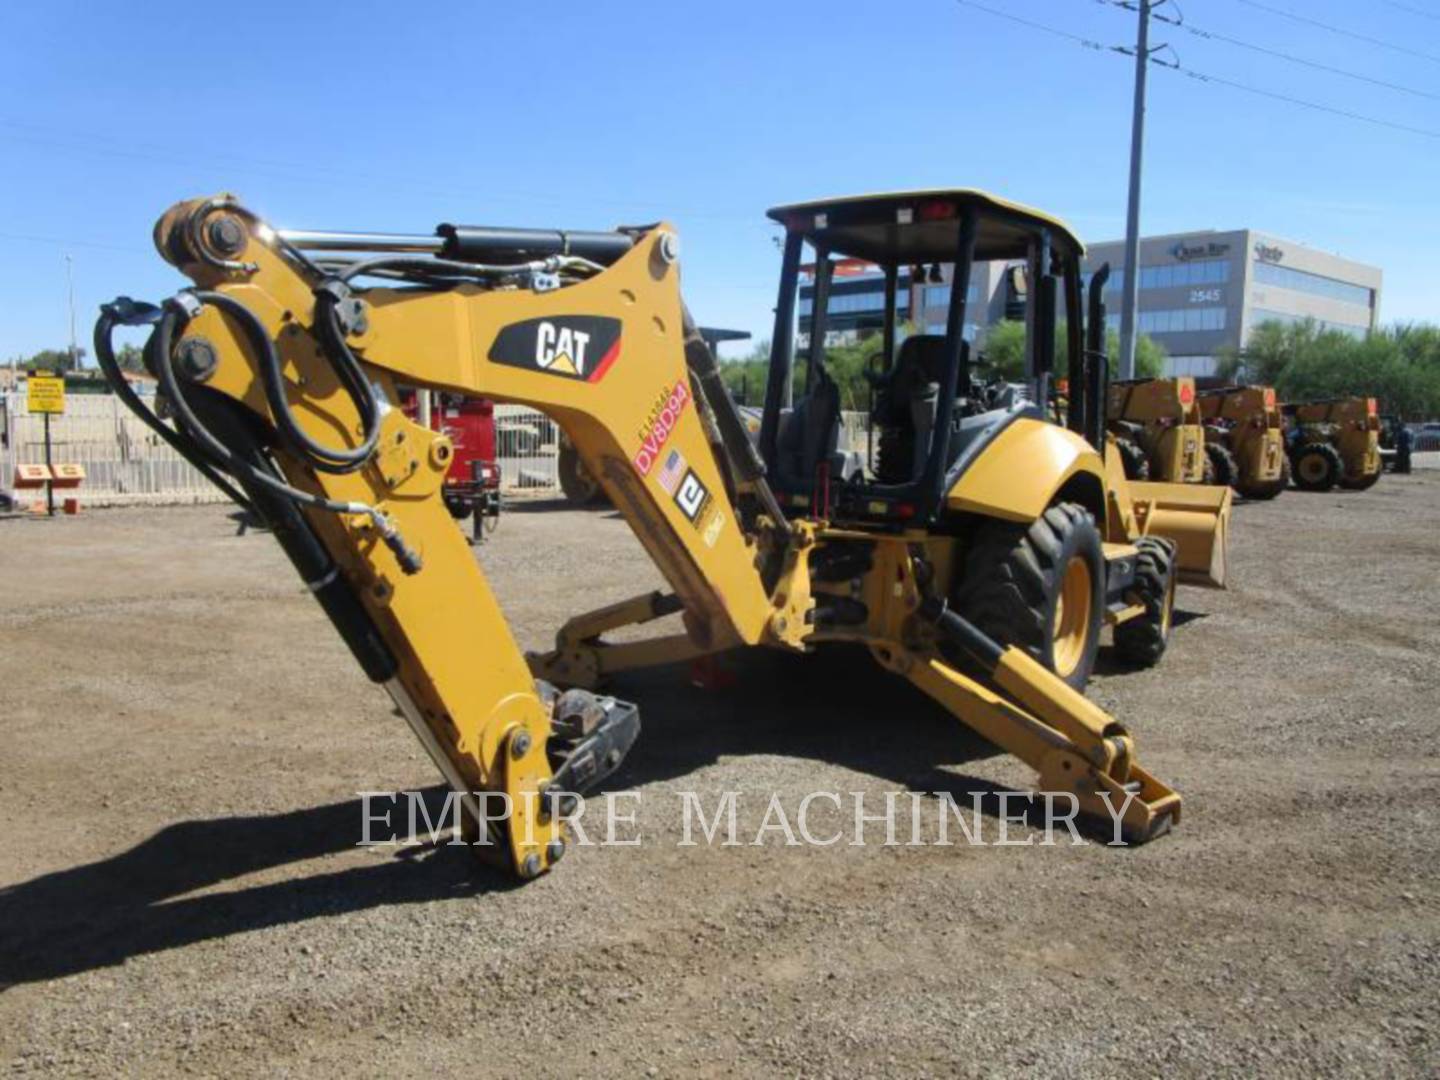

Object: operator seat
[871,334,1026,485]
[774,364,843,491]
[872,334,947,482]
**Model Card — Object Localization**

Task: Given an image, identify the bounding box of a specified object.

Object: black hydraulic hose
[182,289,380,475]
[93,298,255,512]
[679,305,792,539]
[153,296,422,573]
[153,301,358,513]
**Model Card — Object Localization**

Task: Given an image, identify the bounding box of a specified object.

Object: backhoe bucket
[1128,480,1232,589]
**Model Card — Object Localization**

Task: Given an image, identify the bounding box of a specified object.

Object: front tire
[1205,443,1239,488]
[1292,443,1342,492]
[1114,537,1177,667]
[955,503,1105,691]
[558,441,606,507]
[1115,438,1150,482]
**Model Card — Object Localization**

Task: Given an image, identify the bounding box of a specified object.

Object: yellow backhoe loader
[1197,385,1288,499]
[1106,377,1208,484]
[95,189,1230,879]
[1282,397,1382,492]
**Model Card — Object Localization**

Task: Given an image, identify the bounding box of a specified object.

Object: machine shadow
[601,644,1011,799]
[498,496,573,514]
[0,789,509,992]
[0,646,1090,991]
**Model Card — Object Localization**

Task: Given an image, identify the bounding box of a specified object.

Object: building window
[1135,307,1227,335]
[922,282,979,306]
[799,289,909,318]
[1250,308,1368,339]
[1094,258,1230,293]
[922,322,979,341]
[1252,261,1372,308]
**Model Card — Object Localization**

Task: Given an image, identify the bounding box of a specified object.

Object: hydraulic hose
[149,293,422,574]
[93,297,255,511]
[180,288,381,475]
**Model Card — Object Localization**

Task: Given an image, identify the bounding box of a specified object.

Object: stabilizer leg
[529,590,737,687]
[886,600,1181,842]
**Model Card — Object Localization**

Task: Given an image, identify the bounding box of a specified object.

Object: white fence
[2,389,224,506]
[1,388,877,507]
[492,403,561,490]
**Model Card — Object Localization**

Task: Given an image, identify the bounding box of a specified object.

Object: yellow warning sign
[28,375,65,414]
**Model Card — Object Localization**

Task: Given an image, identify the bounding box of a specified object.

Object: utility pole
[65,254,79,372]
[1118,0,1155,381]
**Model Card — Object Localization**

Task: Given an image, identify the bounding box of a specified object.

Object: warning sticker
[702,507,725,548]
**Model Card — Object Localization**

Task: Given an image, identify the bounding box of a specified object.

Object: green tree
[719,321,1166,413]
[20,347,86,374]
[1219,318,1440,418]
[717,339,772,406]
[114,343,146,373]
[978,320,1164,381]
[1216,320,1309,385]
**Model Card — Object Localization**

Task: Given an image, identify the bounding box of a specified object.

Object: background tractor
[1106,377,1208,484]
[1282,397,1382,492]
[1197,385,1288,499]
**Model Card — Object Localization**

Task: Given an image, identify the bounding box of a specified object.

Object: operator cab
[758,190,1093,528]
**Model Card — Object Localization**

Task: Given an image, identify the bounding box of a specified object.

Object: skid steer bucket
[1128,480,1232,589]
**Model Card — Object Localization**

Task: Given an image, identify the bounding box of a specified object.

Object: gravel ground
[2,471,1438,1077]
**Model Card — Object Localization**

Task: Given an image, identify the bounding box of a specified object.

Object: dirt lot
[2,471,1438,1077]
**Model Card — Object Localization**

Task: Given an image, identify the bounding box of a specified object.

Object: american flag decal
[656,449,686,494]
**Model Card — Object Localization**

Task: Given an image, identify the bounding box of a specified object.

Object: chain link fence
[1,388,883,508]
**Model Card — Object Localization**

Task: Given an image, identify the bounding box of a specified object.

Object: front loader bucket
[1128,480,1232,589]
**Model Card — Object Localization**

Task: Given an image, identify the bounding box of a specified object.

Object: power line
[1157,15,1440,100]
[1167,63,1440,139]
[0,118,775,230]
[0,230,151,256]
[1383,1,1440,23]
[956,0,1440,139]
[953,0,1116,52]
[1237,0,1440,65]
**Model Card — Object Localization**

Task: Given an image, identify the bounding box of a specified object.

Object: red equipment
[402,391,502,542]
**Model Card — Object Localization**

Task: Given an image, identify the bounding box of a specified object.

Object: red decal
[586,337,621,383]
[633,379,691,476]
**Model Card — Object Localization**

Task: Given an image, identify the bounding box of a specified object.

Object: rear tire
[1115,438,1150,482]
[955,502,1105,691]
[1238,455,1288,500]
[1292,443,1342,492]
[1113,537,1177,667]
[558,442,606,507]
[1205,443,1239,488]
[1339,468,1381,491]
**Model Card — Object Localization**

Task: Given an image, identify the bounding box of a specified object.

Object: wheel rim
[1052,555,1093,677]
[1161,571,1176,638]
[1299,454,1328,483]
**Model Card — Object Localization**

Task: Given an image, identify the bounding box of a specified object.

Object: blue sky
[2,0,1436,363]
